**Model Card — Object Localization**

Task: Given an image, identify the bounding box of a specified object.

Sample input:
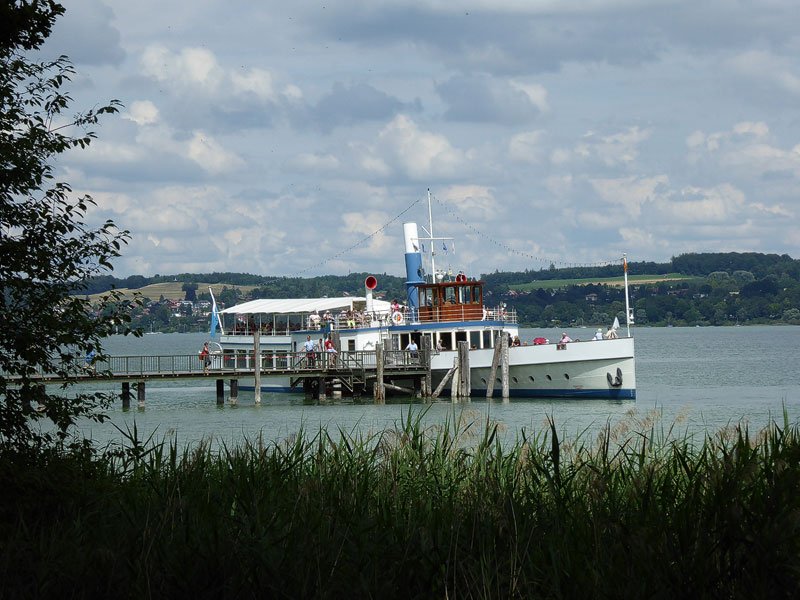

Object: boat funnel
[403,222,424,312]
[365,275,377,314]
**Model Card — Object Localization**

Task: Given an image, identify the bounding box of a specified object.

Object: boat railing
[221,305,518,337]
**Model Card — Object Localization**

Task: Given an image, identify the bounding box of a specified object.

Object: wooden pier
[19,348,434,406]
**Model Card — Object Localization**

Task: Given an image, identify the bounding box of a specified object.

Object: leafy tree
[0,1,134,449]
[182,281,198,301]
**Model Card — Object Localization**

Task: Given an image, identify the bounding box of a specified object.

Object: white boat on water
[214,199,636,399]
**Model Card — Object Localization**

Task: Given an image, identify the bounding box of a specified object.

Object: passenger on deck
[559,332,573,344]
[303,335,316,366]
[604,326,618,339]
[512,336,522,347]
[594,328,604,340]
[405,339,419,359]
[308,310,321,329]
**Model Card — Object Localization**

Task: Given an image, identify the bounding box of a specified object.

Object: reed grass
[1,409,799,598]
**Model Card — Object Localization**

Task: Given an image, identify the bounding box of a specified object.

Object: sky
[41,0,800,280]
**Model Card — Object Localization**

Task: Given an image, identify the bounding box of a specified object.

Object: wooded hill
[91,252,800,328]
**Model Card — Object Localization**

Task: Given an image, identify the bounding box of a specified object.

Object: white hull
[220,334,635,399]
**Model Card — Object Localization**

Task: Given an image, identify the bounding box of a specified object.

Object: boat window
[347,339,355,351]
[469,331,481,349]
[445,286,457,304]
[419,288,432,307]
[482,330,493,348]
[455,331,467,346]
[472,286,482,304]
[439,332,453,350]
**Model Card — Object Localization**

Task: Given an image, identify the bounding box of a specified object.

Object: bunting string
[431,194,622,269]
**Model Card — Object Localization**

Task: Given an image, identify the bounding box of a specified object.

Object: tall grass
[1,409,799,598]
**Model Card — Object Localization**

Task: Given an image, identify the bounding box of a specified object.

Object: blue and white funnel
[403,222,425,311]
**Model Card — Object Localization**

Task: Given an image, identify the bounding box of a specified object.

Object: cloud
[125,100,160,126]
[187,133,245,174]
[377,115,466,179]
[436,75,545,123]
[726,50,800,97]
[687,122,800,177]
[45,0,125,66]
[509,130,546,164]
[590,174,668,216]
[311,82,417,131]
[575,127,652,167]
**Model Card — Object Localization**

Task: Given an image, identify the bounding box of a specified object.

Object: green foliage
[2,413,800,597]
[0,1,136,449]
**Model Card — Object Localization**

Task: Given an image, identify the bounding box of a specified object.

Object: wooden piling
[457,341,470,398]
[486,333,503,398]
[500,333,510,399]
[137,381,145,408]
[420,336,432,398]
[229,379,239,405]
[433,360,457,399]
[216,379,225,405]
[253,329,261,404]
[121,381,130,409]
[318,376,326,401]
[374,342,385,403]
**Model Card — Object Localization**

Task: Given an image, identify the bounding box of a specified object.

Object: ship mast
[427,188,435,283]
[623,253,633,337]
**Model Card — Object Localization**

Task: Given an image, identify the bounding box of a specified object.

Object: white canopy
[220,296,392,315]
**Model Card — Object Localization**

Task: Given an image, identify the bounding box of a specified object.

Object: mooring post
[253,329,261,404]
[420,336,432,398]
[216,379,225,405]
[318,376,326,401]
[121,381,130,409]
[137,381,145,408]
[486,333,503,398]
[501,333,510,399]
[229,379,239,404]
[457,340,470,398]
[374,342,385,403]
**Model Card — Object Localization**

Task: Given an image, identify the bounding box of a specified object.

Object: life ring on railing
[391,311,404,325]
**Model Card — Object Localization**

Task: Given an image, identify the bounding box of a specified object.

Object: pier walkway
[17,349,432,405]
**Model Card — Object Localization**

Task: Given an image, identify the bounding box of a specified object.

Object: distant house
[585,293,598,302]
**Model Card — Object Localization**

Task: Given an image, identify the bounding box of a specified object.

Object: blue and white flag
[209,287,223,338]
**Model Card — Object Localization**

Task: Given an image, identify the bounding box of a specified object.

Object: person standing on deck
[405,339,419,360]
[199,342,211,374]
[303,335,316,366]
[324,336,337,366]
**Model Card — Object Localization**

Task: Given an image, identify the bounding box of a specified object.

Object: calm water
[77,326,800,447]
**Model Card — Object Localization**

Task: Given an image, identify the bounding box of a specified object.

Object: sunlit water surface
[74,326,799,448]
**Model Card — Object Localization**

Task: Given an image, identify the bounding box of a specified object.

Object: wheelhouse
[417,277,484,322]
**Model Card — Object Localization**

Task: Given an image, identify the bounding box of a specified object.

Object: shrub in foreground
[1,412,799,598]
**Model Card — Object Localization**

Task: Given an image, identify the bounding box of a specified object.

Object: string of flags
[432,194,622,269]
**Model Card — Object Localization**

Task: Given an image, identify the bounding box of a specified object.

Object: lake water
[78,326,800,448]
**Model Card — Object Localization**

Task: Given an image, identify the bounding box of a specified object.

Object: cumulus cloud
[575,127,652,167]
[436,75,544,123]
[726,50,800,97]
[50,0,800,274]
[187,133,245,174]
[509,130,546,164]
[125,101,160,126]
[377,115,466,179]
[687,122,800,177]
[589,174,668,216]
[45,0,125,66]
[311,82,416,131]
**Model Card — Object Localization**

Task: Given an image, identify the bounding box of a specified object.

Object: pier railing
[16,349,425,382]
